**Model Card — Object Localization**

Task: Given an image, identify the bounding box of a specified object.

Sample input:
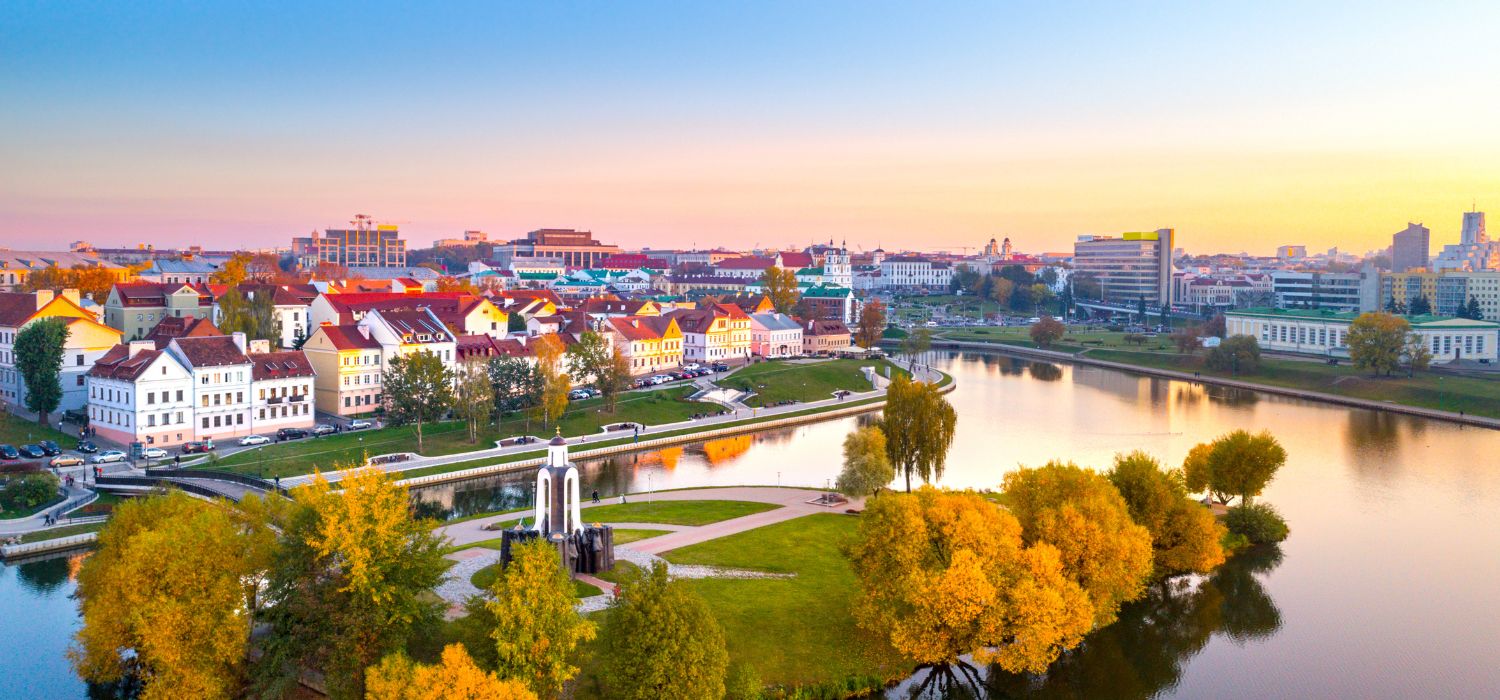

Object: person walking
[591,489,600,504]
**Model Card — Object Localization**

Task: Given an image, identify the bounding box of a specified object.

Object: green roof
[802,284,852,298]
[1227,307,1498,328]
[518,272,560,280]
[796,267,824,276]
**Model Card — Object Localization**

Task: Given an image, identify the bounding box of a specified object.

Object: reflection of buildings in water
[629,446,683,471]
[699,435,753,465]
[746,425,799,449]
[1028,362,1063,382]
[1069,365,1168,409]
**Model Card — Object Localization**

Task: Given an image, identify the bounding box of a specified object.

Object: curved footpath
[926,338,1500,430]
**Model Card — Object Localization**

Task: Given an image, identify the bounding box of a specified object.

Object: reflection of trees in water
[943,545,1286,700]
[1027,363,1063,382]
[700,436,753,465]
[15,557,70,595]
[1344,409,1417,466]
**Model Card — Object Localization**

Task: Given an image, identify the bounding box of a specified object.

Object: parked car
[348,420,373,430]
[683,362,702,370]
[92,450,126,464]
[650,375,671,385]
[569,389,591,400]
[18,444,45,459]
[671,371,690,381]
[711,363,730,372]
[277,428,308,440]
[182,440,216,454]
[38,440,62,456]
[312,424,336,436]
[239,435,270,446]
[76,440,98,454]
[0,444,18,460]
[50,455,84,468]
[142,447,168,459]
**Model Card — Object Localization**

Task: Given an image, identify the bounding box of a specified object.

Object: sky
[4,1,1500,255]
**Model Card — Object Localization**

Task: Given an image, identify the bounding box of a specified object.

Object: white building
[876,256,954,291]
[749,313,803,358]
[1269,268,1379,313]
[1226,308,1499,364]
[138,259,220,285]
[247,342,317,435]
[87,341,196,448]
[0,290,123,414]
[167,333,255,441]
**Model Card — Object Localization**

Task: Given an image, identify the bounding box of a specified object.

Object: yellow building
[604,316,684,375]
[302,324,386,416]
[1381,271,1440,309]
[0,289,124,413]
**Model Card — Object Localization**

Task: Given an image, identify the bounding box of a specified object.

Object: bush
[1206,335,1262,375]
[0,472,60,513]
[725,662,762,700]
[1224,503,1289,544]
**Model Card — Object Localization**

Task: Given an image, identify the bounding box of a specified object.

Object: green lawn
[0,414,78,449]
[1089,348,1500,419]
[611,528,671,545]
[936,326,1175,353]
[579,500,778,526]
[207,386,706,478]
[445,536,505,553]
[469,563,601,598]
[721,358,896,407]
[17,521,106,544]
[661,514,902,691]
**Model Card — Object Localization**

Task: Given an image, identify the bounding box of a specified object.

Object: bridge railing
[144,468,286,495]
[95,475,228,501]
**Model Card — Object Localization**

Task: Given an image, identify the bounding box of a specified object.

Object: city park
[49,348,1294,700]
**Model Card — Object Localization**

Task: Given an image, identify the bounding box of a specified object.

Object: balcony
[289,395,305,402]
[267,396,284,405]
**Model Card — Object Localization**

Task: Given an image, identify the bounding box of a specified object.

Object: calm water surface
[7,349,1500,697]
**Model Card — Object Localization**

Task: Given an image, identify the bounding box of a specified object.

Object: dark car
[182,440,216,454]
[0,444,19,460]
[17,444,44,459]
[711,363,730,372]
[38,440,62,456]
[76,440,99,454]
[277,428,308,440]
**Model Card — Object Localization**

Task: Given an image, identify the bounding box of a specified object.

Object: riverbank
[921,337,1500,429]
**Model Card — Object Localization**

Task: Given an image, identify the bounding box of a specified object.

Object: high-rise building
[490,229,621,268]
[1462,211,1487,245]
[293,216,407,269]
[1072,228,1175,305]
[1277,245,1307,259]
[1392,223,1430,272]
[1434,211,1500,272]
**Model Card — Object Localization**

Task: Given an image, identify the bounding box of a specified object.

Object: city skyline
[6,2,1500,254]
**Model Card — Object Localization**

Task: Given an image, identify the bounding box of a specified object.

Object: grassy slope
[17,521,106,544]
[0,414,78,449]
[209,386,703,478]
[577,500,778,526]
[720,359,892,407]
[661,514,903,689]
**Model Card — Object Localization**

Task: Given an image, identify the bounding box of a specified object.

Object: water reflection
[893,546,1285,699]
[1027,362,1062,382]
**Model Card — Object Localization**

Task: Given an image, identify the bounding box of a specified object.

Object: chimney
[60,288,81,305]
[127,340,154,358]
[232,331,247,354]
[248,339,271,354]
[34,289,54,309]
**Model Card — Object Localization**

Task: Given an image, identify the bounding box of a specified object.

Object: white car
[142,447,168,459]
[348,420,373,430]
[240,435,270,446]
[92,450,126,464]
[312,424,336,436]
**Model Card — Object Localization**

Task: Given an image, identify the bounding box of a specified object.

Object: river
[8,349,1500,697]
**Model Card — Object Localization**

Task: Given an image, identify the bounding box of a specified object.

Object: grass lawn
[578,500,778,526]
[721,358,895,407]
[0,413,78,449]
[611,528,670,545]
[445,536,505,553]
[207,386,705,478]
[936,326,1174,353]
[1089,349,1500,419]
[18,521,106,544]
[469,563,601,598]
[661,514,903,691]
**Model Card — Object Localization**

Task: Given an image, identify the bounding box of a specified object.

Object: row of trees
[951,265,1060,316]
[844,429,1290,693]
[1386,293,1484,320]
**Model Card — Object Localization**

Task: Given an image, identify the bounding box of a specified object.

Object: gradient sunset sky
[5,1,1500,255]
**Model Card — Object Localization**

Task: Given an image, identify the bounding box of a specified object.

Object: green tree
[1107,451,1226,576]
[15,317,68,426]
[217,287,277,342]
[488,356,542,415]
[1182,430,1287,506]
[836,424,894,497]
[1346,312,1409,376]
[845,488,1093,685]
[1029,283,1055,315]
[254,468,448,699]
[71,491,275,700]
[988,276,1015,308]
[566,331,630,410]
[0,471,60,512]
[882,375,958,492]
[1408,293,1432,315]
[1029,316,1065,348]
[487,540,596,696]
[381,350,454,452]
[1002,462,1155,627]
[1404,332,1432,375]
[454,360,495,444]
[1072,272,1102,301]
[1464,296,1484,321]
[1205,335,1260,374]
[599,562,728,700]
[759,266,801,315]
[901,327,932,361]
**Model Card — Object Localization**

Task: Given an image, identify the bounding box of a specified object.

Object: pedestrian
[634,426,639,443]
[274,476,281,490]
[592,489,600,504]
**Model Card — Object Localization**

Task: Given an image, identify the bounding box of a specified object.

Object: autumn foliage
[366,644,536,700]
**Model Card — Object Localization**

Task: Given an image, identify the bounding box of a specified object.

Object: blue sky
[4,1,1500,253]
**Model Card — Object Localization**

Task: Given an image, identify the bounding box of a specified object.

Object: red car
[182,440,216,454]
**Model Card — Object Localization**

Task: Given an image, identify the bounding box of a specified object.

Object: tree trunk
[415,417,424,453]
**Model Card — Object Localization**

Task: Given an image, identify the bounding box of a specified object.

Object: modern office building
[1387,270,1500,321]
[1392,223,1430,272]
[490,229,621,269]
[1072,229,1175,305]
[1276,245,1307,259]
[1270,268,1379,313]
[293,217,407,269]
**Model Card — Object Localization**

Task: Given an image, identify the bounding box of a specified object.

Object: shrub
[1224,503,1289,544]
[725,663,762,700]
[0,472,60,512]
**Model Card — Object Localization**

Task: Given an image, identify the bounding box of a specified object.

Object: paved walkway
[0,482,101,536]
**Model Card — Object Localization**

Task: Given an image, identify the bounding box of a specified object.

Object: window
[147,392,155,405]
[77,376,84,386]
[76,354,84,366]
[176,390,183,402]
[202,417,210,429]
[236,414,243,425]
[344,397,350,408]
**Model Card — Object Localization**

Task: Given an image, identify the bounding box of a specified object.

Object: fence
[144,468,286,495]
[95,474,227,500]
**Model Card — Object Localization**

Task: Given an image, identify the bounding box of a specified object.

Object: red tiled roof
[250,350,315,380]
[777,252,813,268]
[802,318,850,336]
[171,335,250,368]
[111,282,212,307]
[88,344,165,380]
[146,316,222,346]
[715,256,775,270]
[0,292,40,327]
[316,324,381,351]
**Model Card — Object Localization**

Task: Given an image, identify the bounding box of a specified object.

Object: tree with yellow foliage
[531,333,570,429]
[487,539,596,696]
[70,491,275,700]
[253,467,448,699]
[1107,451,1226,576]
[1002,462,1154,627]
[882,375,958,492]
[845,488,1094,694]
[366,644,536,700]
